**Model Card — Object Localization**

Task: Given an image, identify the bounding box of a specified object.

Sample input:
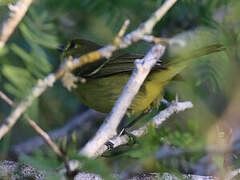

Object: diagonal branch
[0,91,70,171]
[80,0,178,158]
[95,100,193,157]
[0,0,33,49]
[80,44,166,157]
[0,0,177,141]
[11,109,105,154]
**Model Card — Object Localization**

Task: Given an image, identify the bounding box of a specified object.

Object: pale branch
[0,0,177,140]
[0,91,66,166]
[80,0,178,158]
[94,100,193,157]
[11,109,105,154]
[226,168,240,180]
[142,35,169,45]
[119,0,178,48]
[68,0,177,70]
[80,44,166,157]
[26,117,64,157]
[0,74,55,139]
[0,0,33,49]
[0,91,14,106]
[113,19,130,45]
[74,172,103,180]
[27,116,71,180]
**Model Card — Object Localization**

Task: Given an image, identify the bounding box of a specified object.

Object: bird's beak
[57,45,65,52]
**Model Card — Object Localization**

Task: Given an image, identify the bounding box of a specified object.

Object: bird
[59,39,225,115]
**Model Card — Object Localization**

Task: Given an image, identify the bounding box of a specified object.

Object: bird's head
[58,39,102,58]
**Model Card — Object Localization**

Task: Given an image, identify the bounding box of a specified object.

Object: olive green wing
[82,53,166,79]
[83,43,225,79]
[73,52,144,79]
[60,38,165,79]
[83,53,141,78]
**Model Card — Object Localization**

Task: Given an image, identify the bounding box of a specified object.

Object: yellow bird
[59,39,224,115]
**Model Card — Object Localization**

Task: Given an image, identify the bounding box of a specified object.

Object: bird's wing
[62,39,166,79]
[81,53,166,79]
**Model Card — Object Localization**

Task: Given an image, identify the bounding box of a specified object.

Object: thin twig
[113,19,130,45]
[11,109,105,154]
[0,75,56,139]
[94,100,193,157]
[0,0,33,49]
[0,0,177,143]
[26,116,72,173]
[0,91,14,106]
[142,35,169,45]
[0,91,69,171]
[26,117,63,157]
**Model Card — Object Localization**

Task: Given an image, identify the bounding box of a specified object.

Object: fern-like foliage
[1,8,58,99]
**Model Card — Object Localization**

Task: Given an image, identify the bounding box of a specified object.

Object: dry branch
[0,0,33,49]
[11,109,105,154]
[80,0,178,157]
[0,75,55,139]
[80,44,166,157]
[0,91,67,167]
[95,100,193,157]
[0,0,177,141]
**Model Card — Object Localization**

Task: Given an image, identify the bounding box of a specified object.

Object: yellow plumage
[60,39,224,114]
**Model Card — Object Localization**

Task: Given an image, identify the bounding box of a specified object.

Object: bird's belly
[74,73,165,114]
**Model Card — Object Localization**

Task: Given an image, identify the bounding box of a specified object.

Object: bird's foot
[119,128,137,146]
[105,141,114,151]
[161,98,171,107]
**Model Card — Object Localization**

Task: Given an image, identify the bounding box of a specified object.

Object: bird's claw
[119,128,137,146]
[161,98,171,107]
[105,141,114,150]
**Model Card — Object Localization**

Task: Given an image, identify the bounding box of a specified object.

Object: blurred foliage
[0,0,240,179]
[0,0,17,6]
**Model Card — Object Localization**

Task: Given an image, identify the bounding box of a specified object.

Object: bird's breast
[75,72,167,114]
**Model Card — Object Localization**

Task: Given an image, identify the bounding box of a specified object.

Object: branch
[0,0,33,49]
[94,100,193,157]
[80,44,166,157]
[0,74,56,140]
[0,91,70,171]
[80,0,178,158]
[0,0,177,140]
[11,109,105,154]
[0,91,14,106]
[26,117,64,158]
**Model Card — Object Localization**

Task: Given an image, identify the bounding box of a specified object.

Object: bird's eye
[68,42,76,50]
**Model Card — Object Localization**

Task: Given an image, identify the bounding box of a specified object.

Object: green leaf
[10,43,52,78]
[0,47,8,57]
[0,0,17,6]
[2,65,34,94]
[4,83,24,98]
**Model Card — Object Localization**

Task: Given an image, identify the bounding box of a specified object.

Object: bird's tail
[153,44,225,83]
